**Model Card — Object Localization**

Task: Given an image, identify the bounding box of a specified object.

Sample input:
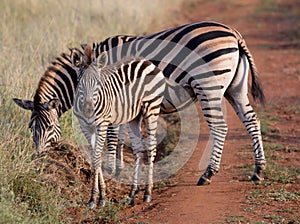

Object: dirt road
[123,0,300,223]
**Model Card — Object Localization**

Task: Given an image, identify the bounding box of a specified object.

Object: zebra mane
[83,44,93,66]
[33,50,80,114]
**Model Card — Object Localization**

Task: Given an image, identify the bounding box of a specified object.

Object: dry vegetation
[0,1,188,223]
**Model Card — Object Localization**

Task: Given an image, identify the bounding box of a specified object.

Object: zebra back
[92,21,265,113]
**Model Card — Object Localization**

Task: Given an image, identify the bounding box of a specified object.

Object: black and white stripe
[93,21,266,184]
[72,45,166,208]
[13,51,80,154]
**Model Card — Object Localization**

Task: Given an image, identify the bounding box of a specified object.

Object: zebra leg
[126,115,143,205]
[77,123,99,208]
[116,124,126,177]
[232,100,266,182]
[143,113,159,203]
[88,166,106,208]
[87,124,108,208]
[88,166,100,209]
[197,97,228,186]
[224,55,266,182]
[142,98,162,202]
[97,164,106,207]
[106,125,119,175]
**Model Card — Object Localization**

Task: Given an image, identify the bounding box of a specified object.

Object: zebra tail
[236,33,266,106]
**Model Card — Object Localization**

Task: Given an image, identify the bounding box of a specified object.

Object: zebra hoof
[115,168,122,178]
[87,201,96,209]
[197,175,211,186]
[125,196,135,205]
[98,199,106,207]
[250,164,265,183]
[250,173,264,183]
[143,195,152,203]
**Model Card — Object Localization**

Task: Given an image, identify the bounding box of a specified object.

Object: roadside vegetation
[0,1,189,223]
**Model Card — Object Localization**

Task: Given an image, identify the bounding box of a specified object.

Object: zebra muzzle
[83,99,94,118]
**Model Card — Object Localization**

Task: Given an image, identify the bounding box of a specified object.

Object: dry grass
[0,1,188,223]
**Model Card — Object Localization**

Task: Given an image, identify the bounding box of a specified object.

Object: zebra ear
[12,98,34,111]
[43,98,60,110]
[94,52,108,68]
[70,48,84,68]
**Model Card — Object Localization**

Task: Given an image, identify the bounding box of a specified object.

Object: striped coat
[72,45,166,207]
[93,21,266,185]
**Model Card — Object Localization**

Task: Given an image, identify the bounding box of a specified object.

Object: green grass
[237,110,300,222]
[0,0,189,223]
[83,199,127,224]
[252,0,300,47]
[262,139,300,184]
[238,135,300,222]
[257,0,289,13]
[243,185,300,223]
[248,188,300,203]
[223,214,249,223]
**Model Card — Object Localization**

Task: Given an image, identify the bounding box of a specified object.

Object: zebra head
[13,98,61,155]
[71,44,108,119]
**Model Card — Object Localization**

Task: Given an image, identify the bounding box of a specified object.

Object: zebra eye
[93,95,97,102]
[47,124,54,132]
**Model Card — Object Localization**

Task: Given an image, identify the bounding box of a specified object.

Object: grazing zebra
[71,45,166,208]
[93,21,266,185]
[12,50,81,153]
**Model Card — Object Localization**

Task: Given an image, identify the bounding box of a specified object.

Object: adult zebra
[12,51,79,153]
[92,21,266,185]
[71,45,166,208]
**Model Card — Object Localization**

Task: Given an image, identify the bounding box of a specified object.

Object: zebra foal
[71,45,166,208]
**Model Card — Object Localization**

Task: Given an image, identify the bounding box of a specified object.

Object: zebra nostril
[83,100,94,118]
